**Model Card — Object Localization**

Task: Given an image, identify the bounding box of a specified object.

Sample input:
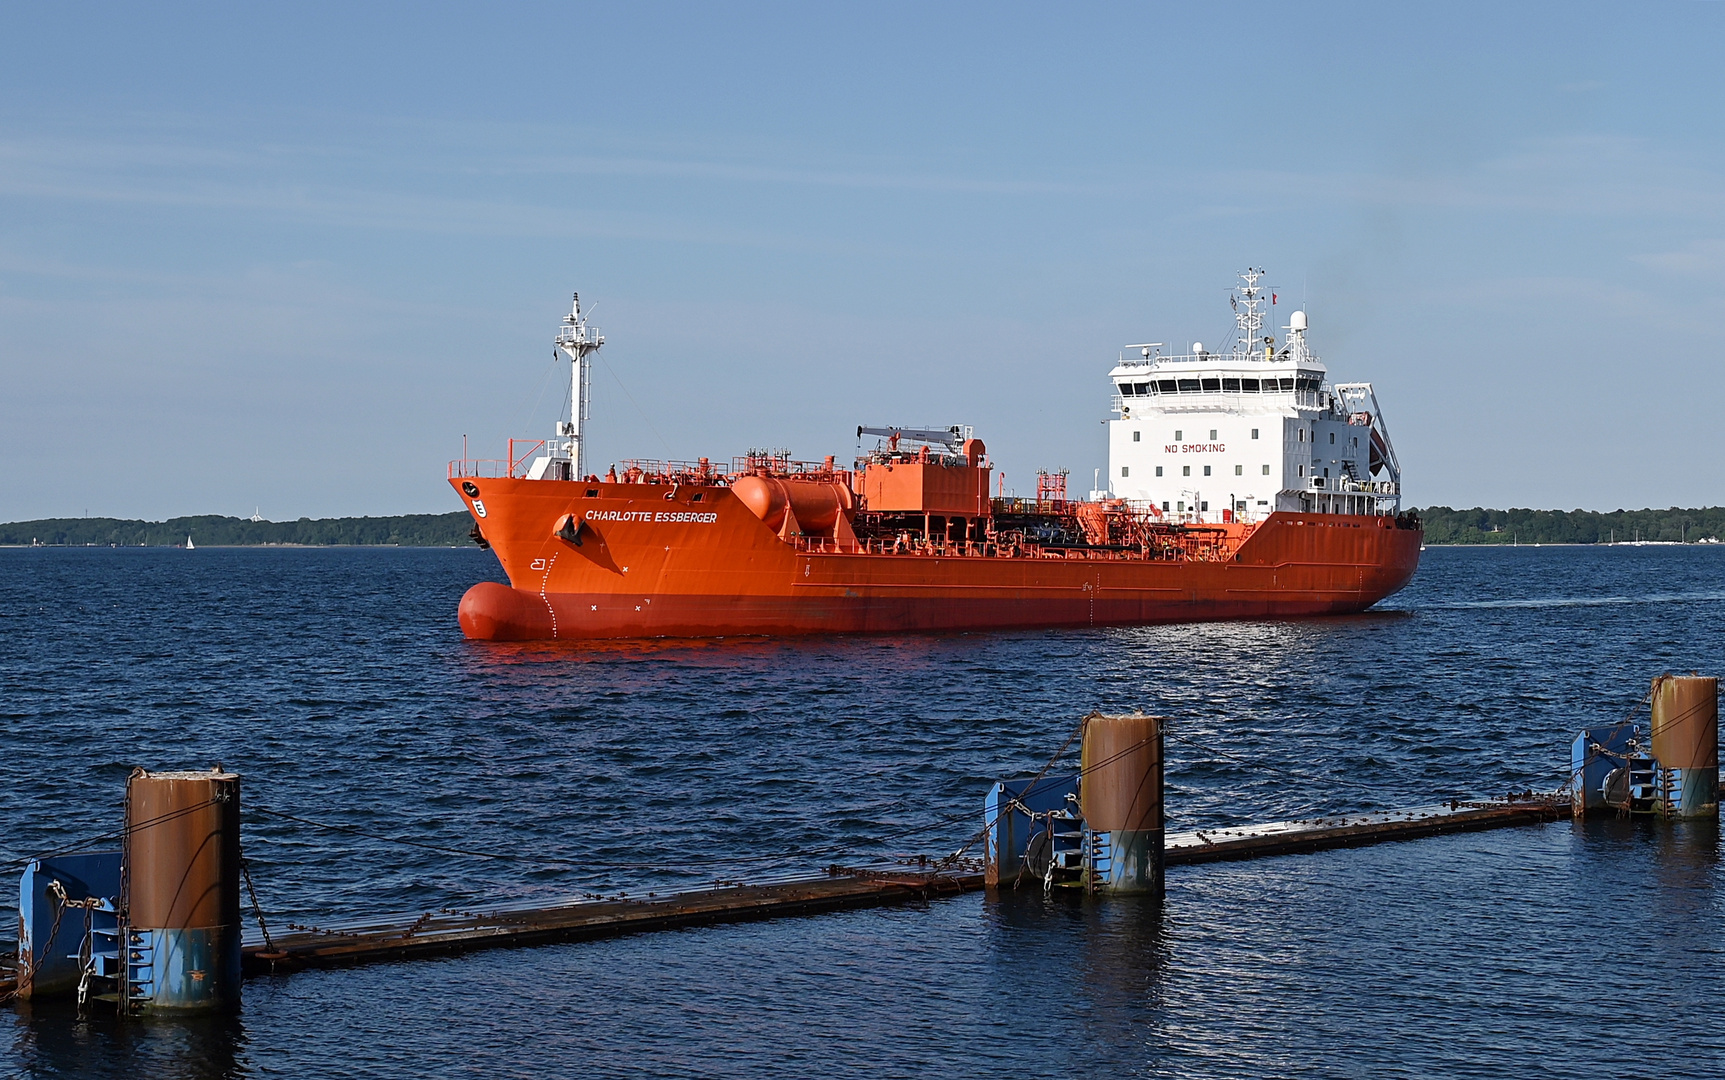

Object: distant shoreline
[1413,506,1723,546]
[1414,538,1711,545]
[0,512,474,548]
[3,504,1721,548]
[0,543,473,550]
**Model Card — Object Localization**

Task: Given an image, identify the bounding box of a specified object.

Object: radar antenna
[554,292,604,479]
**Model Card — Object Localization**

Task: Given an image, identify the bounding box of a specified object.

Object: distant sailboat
[186,535,195,550]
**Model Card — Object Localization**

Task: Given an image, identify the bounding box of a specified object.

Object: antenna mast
[554,292,604,479]
[1233,268,1267,359]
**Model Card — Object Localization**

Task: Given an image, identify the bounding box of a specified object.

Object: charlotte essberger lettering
[584,509,718,524]
[653,511,719,523]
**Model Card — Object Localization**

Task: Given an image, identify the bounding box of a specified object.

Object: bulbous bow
[458,581,556,640]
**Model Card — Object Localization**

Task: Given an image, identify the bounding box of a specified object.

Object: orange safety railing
[616,458,731,485]
[448,438,550,480]
[728,453,846,478]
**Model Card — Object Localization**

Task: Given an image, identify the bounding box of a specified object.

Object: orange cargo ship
[451,279,1421,641]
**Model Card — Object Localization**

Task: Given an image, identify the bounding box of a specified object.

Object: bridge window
[1134,383,1150,395]
[1177,379,1200,393]
[1201,378,1221,392]
[1157,379,1177,393]
[1275,377,1294,391]
[1118,383,1134,396]
[1222,378,1241,392]
[1242,378,1260,392]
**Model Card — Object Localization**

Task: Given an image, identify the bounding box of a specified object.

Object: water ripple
[2,545,1723,1077]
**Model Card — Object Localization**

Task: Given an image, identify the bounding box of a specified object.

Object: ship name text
[585,509,719,524]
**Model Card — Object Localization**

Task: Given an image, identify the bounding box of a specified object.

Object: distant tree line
[6,507,1723,548]
[1415,506,1725,545]
[0,513,476,547]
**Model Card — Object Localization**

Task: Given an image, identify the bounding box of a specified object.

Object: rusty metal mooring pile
[4,682,1717,1010]
[8,768,242,1013]
[1573,675,1720,819]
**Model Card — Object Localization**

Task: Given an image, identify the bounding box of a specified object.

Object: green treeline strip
[0,513,476,547]
[1416,507,1725,545]
[5,506,1724,548]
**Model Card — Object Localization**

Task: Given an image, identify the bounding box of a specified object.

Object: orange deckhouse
[449,284,1421,640]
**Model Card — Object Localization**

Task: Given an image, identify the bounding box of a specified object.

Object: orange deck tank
[858,439,991,517]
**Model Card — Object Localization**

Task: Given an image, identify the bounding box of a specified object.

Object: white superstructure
[1105,269,1401,523]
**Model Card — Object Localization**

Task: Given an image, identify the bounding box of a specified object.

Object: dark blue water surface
[3,544,1724,1078]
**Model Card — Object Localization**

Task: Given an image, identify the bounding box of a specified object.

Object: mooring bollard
[1650,675,1719,820]
[123,767,243,1012]
[1080,712,1164,895]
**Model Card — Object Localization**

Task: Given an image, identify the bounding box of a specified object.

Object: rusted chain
[240,859,276,953]
[0,881,68,1005]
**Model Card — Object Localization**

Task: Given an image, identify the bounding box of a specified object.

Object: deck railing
[448,438,551,480]
[1308,476,1397,494]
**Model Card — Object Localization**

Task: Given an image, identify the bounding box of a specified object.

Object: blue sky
[2,3,1722,519]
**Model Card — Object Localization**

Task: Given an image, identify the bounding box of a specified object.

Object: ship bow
[458,581,556,641]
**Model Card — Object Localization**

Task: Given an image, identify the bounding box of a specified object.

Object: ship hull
[452,477,1421,641]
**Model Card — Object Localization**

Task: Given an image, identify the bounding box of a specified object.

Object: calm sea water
[2,544,1723,1078]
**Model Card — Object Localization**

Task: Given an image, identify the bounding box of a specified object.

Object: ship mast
[554,292,604,480]
[1232,267,1267,359]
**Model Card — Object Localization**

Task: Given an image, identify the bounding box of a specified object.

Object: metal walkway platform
[2,793,1569,991]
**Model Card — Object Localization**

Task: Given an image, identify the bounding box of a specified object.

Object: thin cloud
[1214,135,1725,220]
[1631,238,1725,275]
[0,132,1036,256]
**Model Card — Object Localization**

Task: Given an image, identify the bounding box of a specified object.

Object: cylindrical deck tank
[124,767,243,1011]
[731,475,855,536]
[1080,712,1164,895]
[1651,675,1719,819]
